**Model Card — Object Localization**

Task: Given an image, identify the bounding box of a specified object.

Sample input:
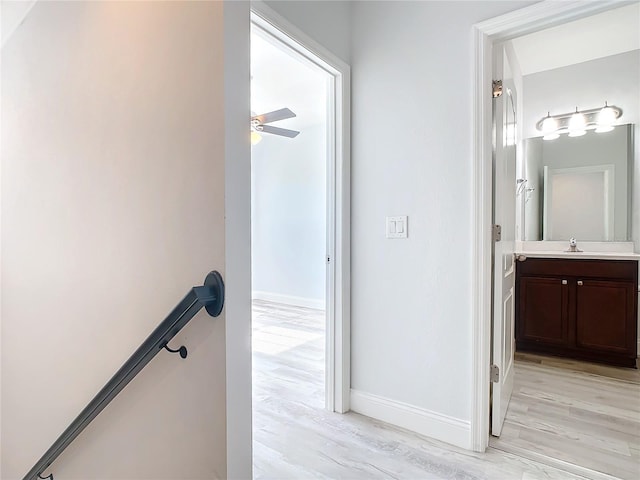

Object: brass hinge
[490,364,500,383]
[492,224,502,242]
[492,80,503,98]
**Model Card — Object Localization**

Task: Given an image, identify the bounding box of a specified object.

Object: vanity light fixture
[536,103,622,140]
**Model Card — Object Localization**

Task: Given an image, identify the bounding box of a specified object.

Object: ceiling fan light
[251,131,262,145]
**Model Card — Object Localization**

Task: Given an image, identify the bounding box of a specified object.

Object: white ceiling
[251,28,328,132]
[512,2,640,76]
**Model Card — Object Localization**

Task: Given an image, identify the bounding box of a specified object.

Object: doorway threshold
[488,440,620,480]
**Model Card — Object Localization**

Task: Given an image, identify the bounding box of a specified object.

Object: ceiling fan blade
[261,125,300,138]
[253,108,296,125]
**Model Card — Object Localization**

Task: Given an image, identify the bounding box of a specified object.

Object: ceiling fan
[251,108,300,143]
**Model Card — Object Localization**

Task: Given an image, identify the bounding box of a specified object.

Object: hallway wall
[349,1,537,445]
[1,1,229,478]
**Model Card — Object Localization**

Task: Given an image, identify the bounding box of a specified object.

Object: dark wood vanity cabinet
[515,258,638,367]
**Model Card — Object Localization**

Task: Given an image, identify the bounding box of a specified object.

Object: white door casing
[490,44,517,437]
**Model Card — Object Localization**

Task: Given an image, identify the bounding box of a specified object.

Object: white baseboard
[350,389,471,450]
[252,290,325,310]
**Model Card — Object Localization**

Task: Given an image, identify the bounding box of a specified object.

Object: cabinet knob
[577,280,584,286]
[562,279,568,285]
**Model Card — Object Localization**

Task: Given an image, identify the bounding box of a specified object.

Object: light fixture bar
[536,105,622,134]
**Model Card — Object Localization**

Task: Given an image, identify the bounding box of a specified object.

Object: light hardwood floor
[490,353,640,480]
[252,300,620,480]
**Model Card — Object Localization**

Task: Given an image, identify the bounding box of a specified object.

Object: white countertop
[516,250,640,261]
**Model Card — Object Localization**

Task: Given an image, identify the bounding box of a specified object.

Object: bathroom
[488,4,640,479]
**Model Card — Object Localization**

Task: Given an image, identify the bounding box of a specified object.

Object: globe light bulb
[568,108,586,137]
[596,102,616,133]
[541,113,559,140]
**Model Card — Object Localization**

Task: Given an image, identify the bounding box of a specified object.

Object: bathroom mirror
[522,124,633,241]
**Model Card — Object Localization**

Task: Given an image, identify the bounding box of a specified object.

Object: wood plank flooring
[252,300,617,480]
[490,353,640,480]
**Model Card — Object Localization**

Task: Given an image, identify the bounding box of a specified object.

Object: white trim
[474,0,629,38]
[251,1,350,74]
[224,1,252,478]
[252,291,325,310]
[350,390,472,450]
[470,22,493,453]
[471,0,633,454]
[250,1,351,414]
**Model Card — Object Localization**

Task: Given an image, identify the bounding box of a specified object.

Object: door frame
[250,1,352,413]
[470,0,627,452]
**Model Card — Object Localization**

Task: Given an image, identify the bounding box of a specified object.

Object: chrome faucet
[567,238,582,252]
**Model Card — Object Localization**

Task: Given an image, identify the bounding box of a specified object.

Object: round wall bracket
[204,270,225,317]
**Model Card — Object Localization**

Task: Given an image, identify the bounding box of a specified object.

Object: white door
[491,44,518,436]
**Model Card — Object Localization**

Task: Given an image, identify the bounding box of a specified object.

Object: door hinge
[490,364,500,383]
[326,255,331,264]
[492,224,502,242]
[492,80,503,98]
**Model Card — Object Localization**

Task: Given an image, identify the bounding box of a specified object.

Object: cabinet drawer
[517,258,637,281]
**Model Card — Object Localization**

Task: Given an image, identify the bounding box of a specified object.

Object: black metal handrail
[23,271,225,480]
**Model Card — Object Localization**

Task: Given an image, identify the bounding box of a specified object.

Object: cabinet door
[576,279,636,355]
[518,276,569,345]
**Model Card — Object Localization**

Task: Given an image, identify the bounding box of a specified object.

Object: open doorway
[249,6,351,476]
[250,18,330,409]
[479,3,640,479]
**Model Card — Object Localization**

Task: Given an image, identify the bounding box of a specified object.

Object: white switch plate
[386,216,408,238]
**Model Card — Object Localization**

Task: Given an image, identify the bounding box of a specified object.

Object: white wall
[264,0,351,63]
[252,125,327,308]
[522,50,640,139]
[1,2,229,478]
[349,0,537,446]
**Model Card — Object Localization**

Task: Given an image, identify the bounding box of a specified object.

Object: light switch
[386,216,408,238]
